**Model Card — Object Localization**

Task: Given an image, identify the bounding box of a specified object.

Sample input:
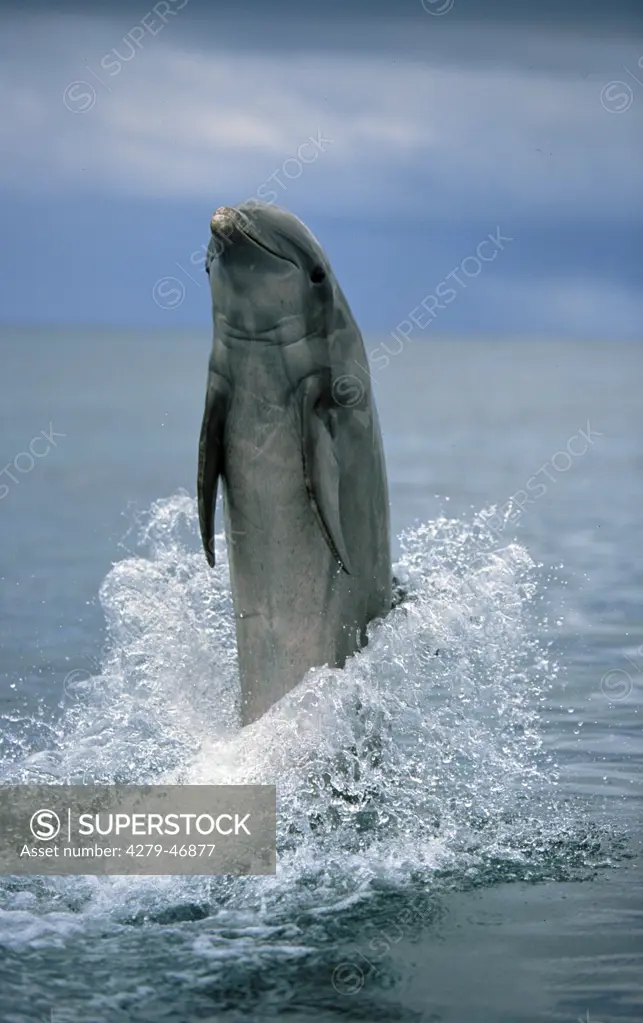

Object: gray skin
[198,201,392,725]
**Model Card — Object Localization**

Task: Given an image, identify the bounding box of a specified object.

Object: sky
[0,0,641,338]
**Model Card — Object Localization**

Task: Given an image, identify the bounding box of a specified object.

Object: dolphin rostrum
[198,201,392,724]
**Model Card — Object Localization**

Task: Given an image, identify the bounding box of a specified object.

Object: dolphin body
[198,201,392,725]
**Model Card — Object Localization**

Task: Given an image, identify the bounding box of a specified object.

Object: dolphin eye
[310,266,326,284]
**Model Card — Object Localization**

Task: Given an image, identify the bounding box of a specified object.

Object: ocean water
[0,327,641,1023]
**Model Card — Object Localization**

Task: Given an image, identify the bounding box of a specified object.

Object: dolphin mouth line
[212,210,297,267]
[240,226,298,267]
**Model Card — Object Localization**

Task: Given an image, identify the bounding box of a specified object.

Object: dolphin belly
[222,368,361,724]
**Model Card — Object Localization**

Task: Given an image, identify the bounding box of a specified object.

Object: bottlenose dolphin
[198,201,392,725]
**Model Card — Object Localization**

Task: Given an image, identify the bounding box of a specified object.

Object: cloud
[0,8,640,336]
[0,10,641,226]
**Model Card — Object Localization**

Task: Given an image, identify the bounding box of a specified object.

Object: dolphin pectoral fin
[197,373,229,567]
[299,375,352,575]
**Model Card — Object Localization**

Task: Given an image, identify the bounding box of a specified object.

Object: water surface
[0,329,641,1022]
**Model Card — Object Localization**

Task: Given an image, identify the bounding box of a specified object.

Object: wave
[0,492,625,945]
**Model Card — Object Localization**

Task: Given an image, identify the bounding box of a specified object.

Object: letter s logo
[30,809,61,840]
[62,81,97,113]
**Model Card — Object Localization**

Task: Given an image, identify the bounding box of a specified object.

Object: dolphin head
[206,201,334,344]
